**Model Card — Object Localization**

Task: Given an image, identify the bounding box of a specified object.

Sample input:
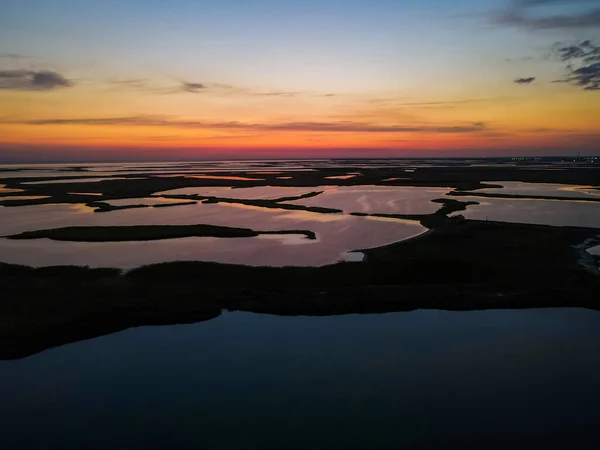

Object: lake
[1,308,600,450]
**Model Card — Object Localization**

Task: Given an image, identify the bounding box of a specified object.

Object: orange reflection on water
[186,175,265,181]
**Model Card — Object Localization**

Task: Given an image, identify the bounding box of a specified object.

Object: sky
[1,0,599,161]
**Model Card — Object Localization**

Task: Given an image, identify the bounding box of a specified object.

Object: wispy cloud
[518,0,599,6]
[96,76,345,99]
[395,99,506,107]
[253,91,302,97]
[181,81,205,93]
[143,133,262,141]
[107,78,148,89]
[166,80,329,98]
[13,115,488,134]
[0,53,33,59]
[161,80,300,96]
[514,77,536,84]
[0,69,72,91]
[494,0,600,30]
[552,40,600,90]
[506,56,535,62]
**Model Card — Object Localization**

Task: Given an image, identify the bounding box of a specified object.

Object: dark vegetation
[1,219,599,359]
[153,201,198,208]
[200,196,342,214]
[6,224,316,242]
[88,201,148,212]
[351,198,479,229]
[158,190,340,213]
[88,200,198,212]
[3,162,600,209]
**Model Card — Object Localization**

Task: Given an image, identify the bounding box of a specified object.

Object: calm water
[470,181,600,199]
[287,185,452,214]
[0,202,424,267]
[1,309,600,450]
[456,196,600,228]
[2,182,600,266]
[2,163,599,268]
[2,162,600,448]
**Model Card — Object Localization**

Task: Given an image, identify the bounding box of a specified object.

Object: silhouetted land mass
[200,196,343,214]
[88,201,149,212]
[351,198,479,228]
[6,225,317,242]
[1,219,598,360]
[152,201,198,208]
[2,163,600,208]
[1,160,600,359]
[89,200,198,212]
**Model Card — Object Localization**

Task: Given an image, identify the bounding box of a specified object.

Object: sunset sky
[1,0,599,161]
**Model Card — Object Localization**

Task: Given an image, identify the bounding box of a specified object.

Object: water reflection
[22,177,132,185]
[457,196,600,227]
[0,202,425,267]
[288,186,452,214]
[186,175,265,181]
[105,197,197,207]
[0,196,50,201]
[154,186,320,200]
[324,175,356,180]
[0,204,95,236]
[1,309,600,450]
[471,181,600,199]
[0,184,24,193]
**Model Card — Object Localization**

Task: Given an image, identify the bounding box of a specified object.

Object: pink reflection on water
[288,186,452,215]
[472,182,600,199]
[186,175,264,181]
[0,196,50,201]
[456,196,600,228]
[324,175,356,180]
[0,201,425,267]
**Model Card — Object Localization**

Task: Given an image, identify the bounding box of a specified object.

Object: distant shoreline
[1,156,599,165]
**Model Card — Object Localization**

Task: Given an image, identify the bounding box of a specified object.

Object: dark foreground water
[1,309,600,450]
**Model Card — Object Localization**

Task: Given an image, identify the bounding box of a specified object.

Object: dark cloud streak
[107,79,148,88]
[552,41,600,91]
[518,0,599,6]
[514,77,536,84]
[14,116,488,134]
[0,53,32,59]
[181,81,205,93]
[0,69,72,91]
[495,1,600,30]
